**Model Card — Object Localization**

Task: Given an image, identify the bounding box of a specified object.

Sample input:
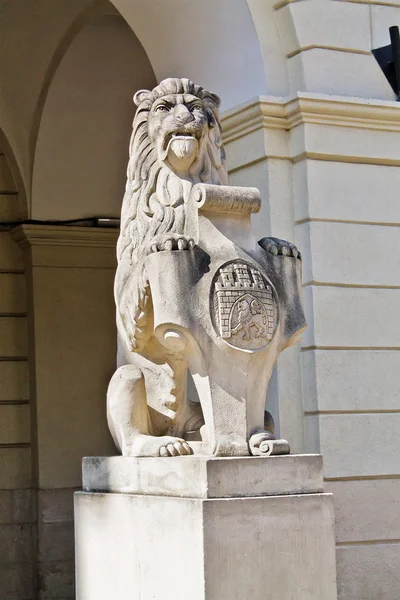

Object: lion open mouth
[163,131,200,152]
[163,131,201,162]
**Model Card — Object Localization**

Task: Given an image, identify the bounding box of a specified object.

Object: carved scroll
[190,183,261,214]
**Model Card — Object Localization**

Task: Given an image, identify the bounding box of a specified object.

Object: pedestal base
[75,455,337,600]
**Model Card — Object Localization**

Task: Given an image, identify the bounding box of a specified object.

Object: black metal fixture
[372,25,400,100]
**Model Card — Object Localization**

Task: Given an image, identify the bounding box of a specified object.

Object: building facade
[0,0,399,598]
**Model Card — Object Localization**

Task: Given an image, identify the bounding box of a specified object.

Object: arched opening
[32,11,156,220]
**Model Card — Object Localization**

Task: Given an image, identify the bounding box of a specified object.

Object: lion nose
[173,104,194,124]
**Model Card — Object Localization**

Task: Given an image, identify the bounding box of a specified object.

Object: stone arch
[107,0,289,109]
[30,0,292,219]
[0,128,27,220]
[31,6,156,220]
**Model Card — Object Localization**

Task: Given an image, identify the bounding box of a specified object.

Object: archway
[32,11,156,220]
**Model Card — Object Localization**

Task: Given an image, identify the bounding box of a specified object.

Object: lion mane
[115,78,228,353]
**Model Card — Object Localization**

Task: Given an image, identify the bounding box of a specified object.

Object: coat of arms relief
[213,261,277,351]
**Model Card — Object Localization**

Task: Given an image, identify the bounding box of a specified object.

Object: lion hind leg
[107,364,193,457]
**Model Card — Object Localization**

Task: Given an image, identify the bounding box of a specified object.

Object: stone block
[302,286,400,348]
[223,127,287,172]
[0,404,30,445]
[276,0,371,56]
[38,560,75,600]
[293,160,400,224]
[0,562,34,600]
[75,488,337,600]
[38,522,75,562]
[0,233,24,271]
[0,523,32,562]
[0,447,31,489]
[0,361,29,401]
[38,488,75,524]
[307,413,400,478]
[0,274,26,313]
[83,454,323,498]
[12,489,34,524]
[325,479,400,543]
[301,349,400,412]
[291,121,400,166]
[0,316,28,357]
[229,158,296,242]
[296,222,400,286]
[288,50,394,100]
[336,543,400,600]
[0,490,12,524]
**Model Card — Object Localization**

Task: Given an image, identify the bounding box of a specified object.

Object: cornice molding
[221,93,400,144]
[11,225,118,269]
[11,224,119,250]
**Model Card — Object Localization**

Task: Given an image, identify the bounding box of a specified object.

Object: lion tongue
[169,137,197,159]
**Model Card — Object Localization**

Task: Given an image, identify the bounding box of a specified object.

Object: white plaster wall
[32,15,156,220]
[109,0,272,110]
[0,0,93,201]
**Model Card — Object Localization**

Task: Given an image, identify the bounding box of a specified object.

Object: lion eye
[155,105,169,113]
[192,104,203,112]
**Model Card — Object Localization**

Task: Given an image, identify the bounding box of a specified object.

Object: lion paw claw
[148,235,195,254]
[258,237,301,259]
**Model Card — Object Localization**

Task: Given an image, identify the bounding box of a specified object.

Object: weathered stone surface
[38,488,76,524]
[336,543,400,600]
[0,562,34,600]
[0,491,12,524]
[0,523,33,562]
[83,454,323,498]
[38,560,75,600]
[302,286,400,348]
[38,522,75,562]
[306,413,400,478]
[12,489,34,524]
[75,488,337,600]
[107,77,305,459]
[297,221,400,287]
[301,349,400,413]
[325,479,400,543]
[293,160,400,224]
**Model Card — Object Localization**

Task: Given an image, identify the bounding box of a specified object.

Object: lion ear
[206,92,221,109]
[133,89,151,106]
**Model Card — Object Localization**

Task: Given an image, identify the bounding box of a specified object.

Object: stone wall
[222,80,400,600]
[0,149,35,599]
[11,225,119,600]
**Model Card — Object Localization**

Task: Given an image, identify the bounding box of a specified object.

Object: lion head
[116,78,228,354]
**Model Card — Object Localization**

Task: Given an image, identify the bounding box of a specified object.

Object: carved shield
[211,261,278,351]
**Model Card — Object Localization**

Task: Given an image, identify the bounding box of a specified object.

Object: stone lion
[107,77,303,458]
[108,78,228,457]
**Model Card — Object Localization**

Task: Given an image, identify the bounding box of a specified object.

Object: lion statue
[107,77,302,458]
[108,78,229,457]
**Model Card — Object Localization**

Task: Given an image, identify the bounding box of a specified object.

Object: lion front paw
[158,437,193,457]
[258,237,301,259]
[148,234,195,254]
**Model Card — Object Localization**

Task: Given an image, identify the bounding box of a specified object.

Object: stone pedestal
[75,455,337,600]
